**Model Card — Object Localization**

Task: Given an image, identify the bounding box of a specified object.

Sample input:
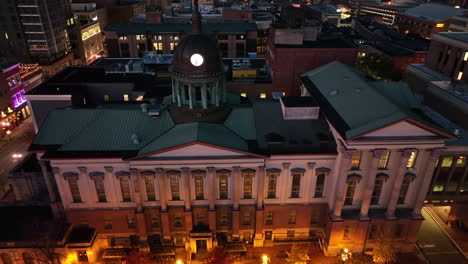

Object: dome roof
[171,33,225,77]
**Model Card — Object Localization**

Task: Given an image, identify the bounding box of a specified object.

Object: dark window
[291,172,301,198]
[236,43,245,57]
[314,172,326,197]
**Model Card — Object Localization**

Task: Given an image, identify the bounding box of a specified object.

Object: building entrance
[196,239,207,252]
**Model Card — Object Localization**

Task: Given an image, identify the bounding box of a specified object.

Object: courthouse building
[24,1,458,261]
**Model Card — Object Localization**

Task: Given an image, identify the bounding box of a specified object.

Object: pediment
[355,120,442,139]
[144,143,255,158]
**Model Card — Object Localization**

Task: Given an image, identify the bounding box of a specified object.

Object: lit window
[243,173,253,199]
[464,52,468,61]
[242,210,251,225]
[343,225,351,239]
[119,36,127,40]
[153,42,163,51]
[456,156,467,167]
[174,214,182,227]
[267,173,278,198]
[344,180,358,205]
[260,93,266,98]
[378,150,391,169]
[123,94,129,101]
[406,151,418,168]
[135,96,143,101]
[351,151,362,169]
[170,175,180,200]
[127,215,136,228]
[120,176,132,202]
[104,94,109,101]
[68,177,82,203]
[94,176,107,202]
[153,35,162,40]
[219,174,228,199]
[240,93,247,97]
[170,42,177,50]
[136,34,146,40]
[441,156,454,167]
[457,71,463,80]
[436,23,444,28]
[194,174,204,200]
[144,176,156,201]
[291,172,302,198]
[265,211,273,225]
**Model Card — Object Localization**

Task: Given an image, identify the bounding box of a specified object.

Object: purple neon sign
[12,89,26,108]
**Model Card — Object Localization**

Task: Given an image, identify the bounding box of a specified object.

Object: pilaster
[156,168,167,211]
[386,149,414,219]
[360,149,386,220]
[256,166,266,209]
[233,166,241,210]
[332,149,356,220]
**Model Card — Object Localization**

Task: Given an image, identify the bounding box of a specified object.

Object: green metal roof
[224,107,257,140]
[105,22,257,35]
[138,122,249,156]
[301,61,449,139]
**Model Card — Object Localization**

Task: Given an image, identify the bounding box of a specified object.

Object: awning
[150,247,175,257]
[223,244,247,253]
[103,249,126,259]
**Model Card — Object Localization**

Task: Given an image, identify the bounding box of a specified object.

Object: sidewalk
[429,206,468,258]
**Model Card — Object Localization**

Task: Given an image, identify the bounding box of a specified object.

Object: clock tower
[169,0,227,110]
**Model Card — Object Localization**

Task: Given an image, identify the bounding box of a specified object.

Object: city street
[417,207,468,264]
[0,118,35,198]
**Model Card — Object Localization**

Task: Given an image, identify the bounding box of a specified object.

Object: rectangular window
[170,42,177,53]
[144,176,156,201]
[242,210,251,225]
[314,172,325,198]
[243,174,253,199]
[174,214,182,227]
[153,35,162,40]
[398,178,411,204]
[344,180,357,205]
[457,71,463,80]
[406,151,418,168]
[343,225,351,240]
[291,172,301,198]
[118,36,127,40]
[260,93,266,98]
[219,174,228,199]
[464,51,468,61]
[267,173,277,198]
[220,208,229,226]
[68,177,82,203]
[151,214,160,229]
[153,42,163,53]
[441,156,454,167]
[194,175,204,200]
[120,177,132,202]
[265,211,273,225]
[351,151,362,169]
[94,177,107,202]
[127,215,136,229]
[104,218,112,229]
[436,23,444,28]
[287,230,295,238]
[310,211,320,225]
[136,34,146,40]
[170,175,180,200]
[197,213,206,225]
[104,94,110,101]
[288,210,296,224]
[371,179,384,205]
[378,150,391,169]
[123,94,129,101]
[240,93,246,97]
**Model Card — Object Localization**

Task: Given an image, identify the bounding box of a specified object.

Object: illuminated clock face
[190,53,204,66]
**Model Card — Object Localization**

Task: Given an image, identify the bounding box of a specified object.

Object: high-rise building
[0,0,77,77]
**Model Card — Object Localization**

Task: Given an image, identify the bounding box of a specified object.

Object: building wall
[267,45,358,96]
[395,14,450,39]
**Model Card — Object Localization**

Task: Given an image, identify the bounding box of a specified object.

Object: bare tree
[365,234,398,264]
[286,244,310,264]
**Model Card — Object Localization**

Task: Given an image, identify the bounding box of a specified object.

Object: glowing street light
[341,248,352,263]
[262,254,269,264]
[12,153,23,159]
[176,259,183,264]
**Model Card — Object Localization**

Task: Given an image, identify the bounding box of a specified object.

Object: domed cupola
[169,0,227,110]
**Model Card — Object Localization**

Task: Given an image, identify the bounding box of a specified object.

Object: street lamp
[341,248,352,263]
[176,259,183,264]
[262,254,269,264]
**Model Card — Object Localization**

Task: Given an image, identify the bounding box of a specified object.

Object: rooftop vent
[140,103,149,113]
[453,128,461,136]
[131,134,140,145]
[329,90,339,96]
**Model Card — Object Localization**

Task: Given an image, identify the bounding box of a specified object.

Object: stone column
[305,162,316,204]
[78,167,94,206]
[360,149,386,220]
[182,167,191,210]
[443,156,458,193]
[38,160,56,202]
[105,167,119,208]
[233,166,241,210]
[207,167,216,211]
[156,168,167,211]
[214,80,219,106]
[332,150,356,220]
[413,148,444,219]
[202,84,207,109]
[280,163,291,205]
[188,83,193,109]
[172,78,176,103]
[130,168,143,212]
[256,166,266,209]
[180,81,186,106]
[386,149,414,219]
